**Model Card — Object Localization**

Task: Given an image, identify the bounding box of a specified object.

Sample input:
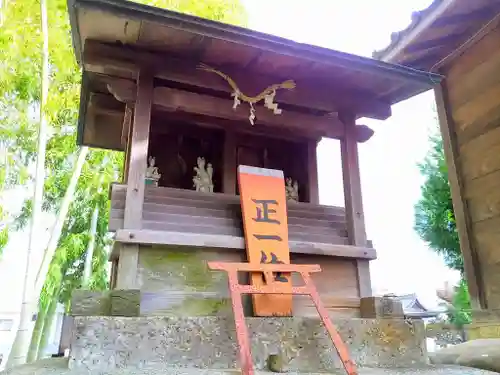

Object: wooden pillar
[223,130,237,194]
[116,69,153,290]
[339,113,372,298]
[307,139,320,204]
[122,105,133,183]
[435,82,484,310]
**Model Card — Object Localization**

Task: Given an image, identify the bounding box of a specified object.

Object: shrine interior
[147,112,310,201]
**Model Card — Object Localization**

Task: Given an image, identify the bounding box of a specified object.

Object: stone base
[467,322,500,339]
[69,316,427,372]
[2,358,498,375]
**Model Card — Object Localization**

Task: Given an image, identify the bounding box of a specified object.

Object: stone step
[68,316,428,372]
[2,358,498,375]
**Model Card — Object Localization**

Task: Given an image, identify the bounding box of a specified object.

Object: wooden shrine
[69,0,440,318]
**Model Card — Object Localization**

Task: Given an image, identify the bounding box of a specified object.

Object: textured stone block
[69,316,427,371]
[360,297,404,318]
[472,309,500,323]
[70,290,110,316]
[466,322,500,340]
[111,289,140,317]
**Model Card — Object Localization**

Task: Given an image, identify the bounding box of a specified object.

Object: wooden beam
[405,31,473,54]
[113,229,377,260]
[83,40,393,120]
[434,81,485,309]
[105,77,375,142]
[340,113,371,298]
[123,71,153,229]
[121,105,132,150]
[151,111,321,142]
[154,86,344,138]
[116,68,154,290]
[340,113,367,246]
[89,92,125,114]
[439,13,500,70]
[223,130,237,194]
[432,5,500,28]
[122,105,133,183]
[307,139,320,204]
[84,93,125,151]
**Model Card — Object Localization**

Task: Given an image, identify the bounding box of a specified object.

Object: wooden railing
[108,184,376,259]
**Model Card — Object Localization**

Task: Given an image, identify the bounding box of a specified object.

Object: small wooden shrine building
[68,0,439,318]
[373,0,500,337]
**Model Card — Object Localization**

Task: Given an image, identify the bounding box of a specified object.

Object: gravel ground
[0,358,497,375]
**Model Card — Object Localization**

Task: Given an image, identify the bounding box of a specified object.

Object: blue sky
[242,0,460,306]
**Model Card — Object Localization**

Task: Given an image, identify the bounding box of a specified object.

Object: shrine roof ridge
[372,0,500,70]
[68,0,443,94]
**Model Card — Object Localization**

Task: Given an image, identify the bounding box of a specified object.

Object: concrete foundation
[68,316,428,372]
[1,358,498,375]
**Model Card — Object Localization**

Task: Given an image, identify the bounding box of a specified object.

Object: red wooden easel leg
[228,272,254,375]
[303,273,358,375]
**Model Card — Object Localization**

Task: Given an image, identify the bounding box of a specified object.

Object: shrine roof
[68,0,442,121]
[372,0,500,70]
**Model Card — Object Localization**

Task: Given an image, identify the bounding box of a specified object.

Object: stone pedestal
[68,316,427,372]
[360,297,404,318]
[467,309,500,339]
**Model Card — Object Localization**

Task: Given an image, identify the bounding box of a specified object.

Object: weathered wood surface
[440,24,500,310]
[359,297,404,319]
[307,139,320,204]
[110,289,140,317]
[103,75,375,142]
[435,82,483,310]
[70,290,111,316]
[116,69,153,290]
[339,113,371,298]
[237,166,293,316]
[136,246,361,318]
[83,40,393,120]
[108,184,377,260]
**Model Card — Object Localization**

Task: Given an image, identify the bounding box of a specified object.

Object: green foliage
[0,205,8,256]
[0,0,247,322]
[131,0,248,26]
[447,279,472,328]
[0,225,8,257]
[414,133,464,273]
[414,126,471,327]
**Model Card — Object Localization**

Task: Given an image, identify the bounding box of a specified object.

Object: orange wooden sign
[237,165,292,316]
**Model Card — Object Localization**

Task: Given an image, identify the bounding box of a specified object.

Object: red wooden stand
[207,262,358,375]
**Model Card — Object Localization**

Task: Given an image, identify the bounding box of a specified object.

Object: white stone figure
[193,156,214,193]
[145,156,161,186]
[285,177,299,202]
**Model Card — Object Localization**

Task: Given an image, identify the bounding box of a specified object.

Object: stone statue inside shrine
[193,156,214,193]
[145,156,161,186]
[285,177,299,202]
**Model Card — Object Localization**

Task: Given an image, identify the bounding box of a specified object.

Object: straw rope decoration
[197,63,296,125]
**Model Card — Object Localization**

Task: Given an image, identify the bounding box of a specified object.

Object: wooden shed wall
[442,24,500,309]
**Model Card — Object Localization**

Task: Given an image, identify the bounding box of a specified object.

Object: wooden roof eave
[372,0,500,71]
[374,0,458,64]
[69,0,436,83]
[82,40,393,121]
[68,0,443,120]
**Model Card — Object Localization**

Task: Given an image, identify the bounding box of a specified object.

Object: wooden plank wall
[136,246,361,318]
[442,24,500,310]
[109,185,351,246]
